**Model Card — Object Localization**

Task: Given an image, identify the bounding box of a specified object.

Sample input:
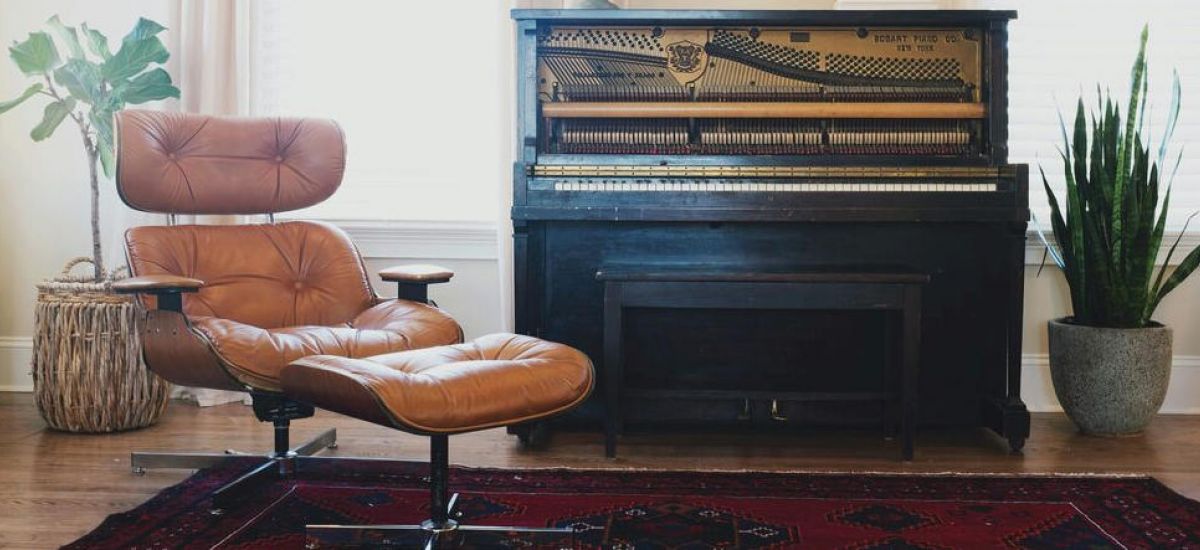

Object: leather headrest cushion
[115,110,346,214]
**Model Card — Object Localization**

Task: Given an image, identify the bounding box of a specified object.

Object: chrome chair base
[303,435,578,549]
[130,393,338,512]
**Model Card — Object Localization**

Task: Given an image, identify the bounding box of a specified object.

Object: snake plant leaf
[46,16,85,60]
[1062,151,1087,303]
[102,34,168,82]
[1131,162,1159,290]
[1072,99,1089,209]
[1113,25,1150,261]
[79,23,111,61]
[116,67,179,104]
[0,83,43,115]
[1154,230,1200,312]
[1148,188,1172,306]
[9,32,60,75]
[1042,165,1082,313]
[30,97,75,141]
[1158,70,1181,168]
[53,58,103,104]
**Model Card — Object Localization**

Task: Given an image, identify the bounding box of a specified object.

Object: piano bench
[595,266,929,461]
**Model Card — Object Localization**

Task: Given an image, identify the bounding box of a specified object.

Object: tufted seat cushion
[191,300,462,392]
[125,220,463,392]
[280,334,594,434]
[126,221,381,328]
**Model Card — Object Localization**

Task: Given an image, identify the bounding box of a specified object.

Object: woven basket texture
[32,258,171,433]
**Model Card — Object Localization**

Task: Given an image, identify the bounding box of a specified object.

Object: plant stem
[84,139,103,281]
[44,76,103,281]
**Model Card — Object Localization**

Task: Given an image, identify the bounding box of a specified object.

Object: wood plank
[0,392,1197,547]
[541,102,988,119]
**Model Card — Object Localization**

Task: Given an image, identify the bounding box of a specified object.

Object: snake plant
[1042,25,1199,328]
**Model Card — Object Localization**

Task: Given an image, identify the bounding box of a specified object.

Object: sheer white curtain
[172,0,255,115]
[162,0,258,406]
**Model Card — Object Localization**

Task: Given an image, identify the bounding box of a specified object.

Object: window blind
[982,0,1200,230]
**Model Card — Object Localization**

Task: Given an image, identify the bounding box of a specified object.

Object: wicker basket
[31,258,171,433]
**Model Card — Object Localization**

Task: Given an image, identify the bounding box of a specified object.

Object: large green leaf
[0,83,43,115]
[30,98,75,141]
[102,35,168,82]
[115,68,179,104]
[46,15,85,59]
[79,23,111,61]
[122,18,166,43]
[9,31,60,75]
[53,58,104,104]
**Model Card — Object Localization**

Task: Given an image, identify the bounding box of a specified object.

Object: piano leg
[1000,220,1030,453]
[1004,399,1031,453]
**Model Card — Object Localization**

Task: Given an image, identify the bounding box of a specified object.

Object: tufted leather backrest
[125,221,376,328]
[115,110,346,214]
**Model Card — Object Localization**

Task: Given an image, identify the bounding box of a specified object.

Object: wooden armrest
[112,274,204,294]
[379,264,454,285]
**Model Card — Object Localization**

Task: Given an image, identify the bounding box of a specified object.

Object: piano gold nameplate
[531,165,1002,179]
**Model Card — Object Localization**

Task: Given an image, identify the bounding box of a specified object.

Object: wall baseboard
[1022,353,1200,414]
[329,219,499,261]
[0,336,32,392]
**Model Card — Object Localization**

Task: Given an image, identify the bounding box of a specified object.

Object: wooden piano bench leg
[900,284,923,462]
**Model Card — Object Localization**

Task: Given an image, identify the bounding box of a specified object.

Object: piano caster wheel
[131,466,146,476]
[516,423,548,448]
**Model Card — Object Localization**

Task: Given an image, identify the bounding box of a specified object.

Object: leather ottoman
[279,333,593,548]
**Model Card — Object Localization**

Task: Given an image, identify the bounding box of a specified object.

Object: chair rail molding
[1025,229,1200,267]
[318,219,500,261]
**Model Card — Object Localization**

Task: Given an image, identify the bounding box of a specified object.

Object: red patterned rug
[67,457,1200,549]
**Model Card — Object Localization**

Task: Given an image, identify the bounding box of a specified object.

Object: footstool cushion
[279,333,593,434]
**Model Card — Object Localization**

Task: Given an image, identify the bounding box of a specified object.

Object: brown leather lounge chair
[110,110,463,512]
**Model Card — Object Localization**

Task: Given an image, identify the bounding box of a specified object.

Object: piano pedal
[770,399,788,422]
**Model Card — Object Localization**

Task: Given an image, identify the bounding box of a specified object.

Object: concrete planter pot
[1047,317,1172,436]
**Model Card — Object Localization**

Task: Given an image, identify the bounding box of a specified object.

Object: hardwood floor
[1,392,1198,548]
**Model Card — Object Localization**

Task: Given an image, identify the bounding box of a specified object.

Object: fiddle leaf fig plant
[1,16,179,281]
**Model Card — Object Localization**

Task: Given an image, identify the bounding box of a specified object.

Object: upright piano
[510,9,1029,451]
